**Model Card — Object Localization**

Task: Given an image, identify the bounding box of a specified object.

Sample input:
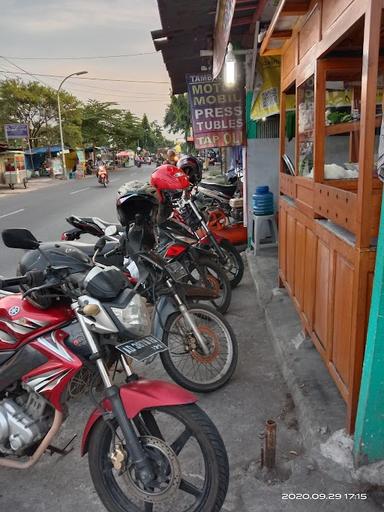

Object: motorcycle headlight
[111,295,151,337]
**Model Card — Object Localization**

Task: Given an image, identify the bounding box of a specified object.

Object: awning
[24,145,64,155]
[152,0,217,94]
[116,150,132,157]
[153,0,269,94]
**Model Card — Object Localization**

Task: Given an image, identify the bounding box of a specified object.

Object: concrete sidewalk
[0,263,381,511]
[0,177,57,197]
[247,248,384,501]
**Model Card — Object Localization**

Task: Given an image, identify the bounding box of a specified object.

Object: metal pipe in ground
[264,419,277,469]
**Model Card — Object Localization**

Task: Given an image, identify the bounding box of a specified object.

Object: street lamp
[57,70,88,179]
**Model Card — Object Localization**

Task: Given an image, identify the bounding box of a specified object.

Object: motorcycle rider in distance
[95,154,109,185]
[164,149,178,165]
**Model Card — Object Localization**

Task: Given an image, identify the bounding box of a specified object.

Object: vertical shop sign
[212,0,236,79]
[186,73,245,149]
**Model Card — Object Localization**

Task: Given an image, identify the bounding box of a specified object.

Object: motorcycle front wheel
[88,404,229,512]
[160,305,238,392]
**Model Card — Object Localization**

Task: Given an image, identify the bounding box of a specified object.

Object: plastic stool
[251,213,278,255]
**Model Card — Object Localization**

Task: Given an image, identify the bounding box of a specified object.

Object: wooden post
[356,0,381,248]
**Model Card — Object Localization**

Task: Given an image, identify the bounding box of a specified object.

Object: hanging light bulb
[224,43,236,87]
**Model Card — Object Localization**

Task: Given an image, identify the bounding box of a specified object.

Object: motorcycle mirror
[104,225,118,236]
[94,236,107,252]
[2,228,40,250]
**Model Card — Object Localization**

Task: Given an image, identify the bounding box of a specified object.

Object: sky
[0,0,173,134]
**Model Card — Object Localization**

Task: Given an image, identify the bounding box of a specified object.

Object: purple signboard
[4,124,29,140]
[186,73,245,149]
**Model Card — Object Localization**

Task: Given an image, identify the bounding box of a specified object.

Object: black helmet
[116,181,159,227]
[177,155,203,185]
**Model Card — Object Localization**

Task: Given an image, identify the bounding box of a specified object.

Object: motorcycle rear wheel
[88,404,229,512]
[185,257,231,314]
[160,305,238,393]
[218,239,244,288]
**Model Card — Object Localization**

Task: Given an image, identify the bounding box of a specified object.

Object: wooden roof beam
[270,30,292,39]
[241,0,269,46]
[232,16,254,27]
[235,4,259,12]
[209,2,258,15]
[260,0,287,55]
[281,2,309,16]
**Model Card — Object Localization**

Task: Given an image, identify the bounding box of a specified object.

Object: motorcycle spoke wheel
[160,306,238,392]
[88,404,229,512]
[218,240,244,288]
[186,259,231,314]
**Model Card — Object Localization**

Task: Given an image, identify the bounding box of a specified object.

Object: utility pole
[57,70,87,178]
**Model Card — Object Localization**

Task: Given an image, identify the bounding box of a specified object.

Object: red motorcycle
[0,228,229,512]
[151,165,244,288]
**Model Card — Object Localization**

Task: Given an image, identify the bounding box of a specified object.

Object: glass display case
[297,76,314,177]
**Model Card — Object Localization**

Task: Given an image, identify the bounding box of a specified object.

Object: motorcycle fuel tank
[0,294,73,349]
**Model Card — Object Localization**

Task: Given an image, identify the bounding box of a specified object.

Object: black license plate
[116,336,167,362]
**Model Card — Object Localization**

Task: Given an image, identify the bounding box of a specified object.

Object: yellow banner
[251,57,281,120]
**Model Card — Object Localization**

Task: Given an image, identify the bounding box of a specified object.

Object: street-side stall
[116,150,134,167]
[0,150,27,189]
[260,0,383,433]
[25,145,63,176]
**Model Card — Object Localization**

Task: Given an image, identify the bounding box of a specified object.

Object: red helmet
[150,164,190,191]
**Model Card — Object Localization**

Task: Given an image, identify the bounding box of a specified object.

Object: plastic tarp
[24,145,63,155]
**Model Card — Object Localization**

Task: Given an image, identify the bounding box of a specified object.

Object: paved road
[0,165,154,276]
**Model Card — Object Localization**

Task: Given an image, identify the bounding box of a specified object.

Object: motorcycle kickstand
[47,434,77,456]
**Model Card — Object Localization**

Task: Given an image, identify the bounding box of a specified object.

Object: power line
[43,77,169,97]
[0,70,169,85]
[0,67,168,96]
[0,71,169,102]
[3,52,157,61]
[0,56,50,87]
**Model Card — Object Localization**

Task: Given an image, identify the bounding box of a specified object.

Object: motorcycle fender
[152,296,178,340]
[81,379,196,455]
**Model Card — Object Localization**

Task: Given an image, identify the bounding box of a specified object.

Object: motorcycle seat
[199,182,237,198]
[67,216,122,235]
[66,241,124,268]
[89,217,122,231]
[65,240,117,256]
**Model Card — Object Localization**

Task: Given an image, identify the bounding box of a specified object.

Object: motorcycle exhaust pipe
[0,410,63,469]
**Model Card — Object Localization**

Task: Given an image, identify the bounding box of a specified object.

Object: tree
[164,93,191,140]
[82,100,121,147]
[150,121,172,149]
[0,78,82,147]
[82,100,145,149]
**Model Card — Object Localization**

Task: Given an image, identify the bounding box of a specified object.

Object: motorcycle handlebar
[0,269,44,289]
[0,276,27,288]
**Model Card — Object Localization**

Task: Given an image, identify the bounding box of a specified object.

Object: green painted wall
[354,191,384,465]
[246,91,257,139]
